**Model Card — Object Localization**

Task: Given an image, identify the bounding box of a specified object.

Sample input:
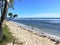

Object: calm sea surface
[13,19,60,37]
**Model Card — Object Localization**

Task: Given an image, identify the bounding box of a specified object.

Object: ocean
[12,19,60,37]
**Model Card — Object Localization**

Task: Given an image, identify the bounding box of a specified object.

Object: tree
[8,12,13,20]
[0,0,14,39]
[8,13,18,20]
[8,13,13,17]
[0,0,20,39]
[13,14,18,18]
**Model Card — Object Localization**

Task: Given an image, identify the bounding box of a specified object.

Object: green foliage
[0,25,14,45]
[3,25,13,42]
[13,14,18,18]
[8,13,13,17]
[8,12,18,19]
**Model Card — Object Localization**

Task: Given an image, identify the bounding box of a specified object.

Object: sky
[5,0,60,18]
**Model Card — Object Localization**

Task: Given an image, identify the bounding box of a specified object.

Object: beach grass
[0,25,14,45]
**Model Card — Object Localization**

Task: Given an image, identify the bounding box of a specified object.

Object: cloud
[26,14,60,17]
[31,13,60,17]
[19,13,60,18]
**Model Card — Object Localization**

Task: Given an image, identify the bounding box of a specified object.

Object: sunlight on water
[12,19,60,37]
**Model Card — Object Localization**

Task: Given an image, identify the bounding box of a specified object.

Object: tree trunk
[0,0,8,39]
[1,0,3,16]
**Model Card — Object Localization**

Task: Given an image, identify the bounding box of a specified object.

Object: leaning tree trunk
[0,0,8,39]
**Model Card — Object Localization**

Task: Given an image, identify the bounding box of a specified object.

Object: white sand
[6,21,60,45]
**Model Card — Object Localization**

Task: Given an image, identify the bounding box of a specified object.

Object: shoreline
[11,21,60,41]
[6,21,60,45]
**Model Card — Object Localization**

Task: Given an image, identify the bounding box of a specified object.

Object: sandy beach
[6,21,60,45]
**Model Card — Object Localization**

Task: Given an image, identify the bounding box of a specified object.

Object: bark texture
[0,0,8,39]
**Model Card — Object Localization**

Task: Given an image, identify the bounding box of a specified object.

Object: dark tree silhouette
[13,14,18,18]
[0,0,14,39]
[8,12,13,20]
[0,0,20,39]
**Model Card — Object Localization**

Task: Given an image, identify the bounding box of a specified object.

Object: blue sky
[8,0,60,18]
